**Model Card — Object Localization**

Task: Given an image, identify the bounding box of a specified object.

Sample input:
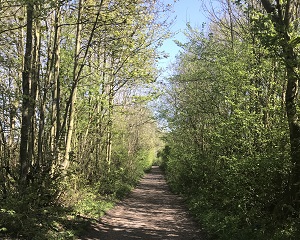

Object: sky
[158,0,209,76]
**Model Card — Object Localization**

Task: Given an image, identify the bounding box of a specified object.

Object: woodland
[0,0,300,239]
[0,0,167,238]
[161,0,300,239]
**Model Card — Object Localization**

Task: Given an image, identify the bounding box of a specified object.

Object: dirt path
[82,166,205,240]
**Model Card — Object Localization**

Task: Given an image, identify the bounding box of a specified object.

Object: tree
[259,0,300,209]
[161,1,298,238]
[0,0,170,237]
[19,0,34,186]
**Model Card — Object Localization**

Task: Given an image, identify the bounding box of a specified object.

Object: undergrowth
[0,190,92,240]
[0,170,144,239]
[0,147,157,240]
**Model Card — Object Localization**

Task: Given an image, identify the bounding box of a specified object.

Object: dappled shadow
[82,166,205,240]
[0,205,92,239]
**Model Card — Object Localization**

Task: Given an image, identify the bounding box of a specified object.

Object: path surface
[82,166,205,240]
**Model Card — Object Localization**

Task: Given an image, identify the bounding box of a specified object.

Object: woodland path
[81,166,205,240]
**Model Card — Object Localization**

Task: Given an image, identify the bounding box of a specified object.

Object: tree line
[0,0,167,238]
[161,0,300,239]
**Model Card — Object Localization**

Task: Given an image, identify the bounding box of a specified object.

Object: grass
[0,188,115,240]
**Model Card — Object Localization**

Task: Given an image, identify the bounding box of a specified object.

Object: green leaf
[289,36,300,47]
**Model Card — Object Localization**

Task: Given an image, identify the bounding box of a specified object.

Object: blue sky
[158,0,209,76]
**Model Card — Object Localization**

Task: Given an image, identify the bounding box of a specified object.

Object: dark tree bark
[260,0,300,207]
[19,2,34,186]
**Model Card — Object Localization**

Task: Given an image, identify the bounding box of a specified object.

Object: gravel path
[82,166,205,240]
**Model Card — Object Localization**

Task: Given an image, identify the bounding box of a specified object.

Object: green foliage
[161,15,300,239]
[98,168,136,199]
[0,0,170,238]
[0,193,90,240]
[71,189,114,219]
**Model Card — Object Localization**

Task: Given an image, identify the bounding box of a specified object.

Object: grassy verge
[0,169,147,239]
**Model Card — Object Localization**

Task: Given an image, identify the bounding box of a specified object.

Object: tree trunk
[62,0,103,171]
[29,12,41,171]
[19,2,34,186]
[63,0,82,170]
[0,120,8,198]
[106,88,113,172]
[284,43,300,206]
[226,0,234,49]
[49,7,61,169]
[260,0,300,207]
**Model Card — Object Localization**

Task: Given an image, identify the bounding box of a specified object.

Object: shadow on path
[81,166,205,240]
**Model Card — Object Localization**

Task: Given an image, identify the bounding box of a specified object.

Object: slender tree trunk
[0,120,8,198]
[19,2,34,185]
[260,0,300,207]
[226,0,234,49]
[12,8,25,169]
[62,0,104,171]
[63,0,82,170]
[284,43,300,205]
[106,86,114,172]
[49,7,61,168]
[29,13,41,170]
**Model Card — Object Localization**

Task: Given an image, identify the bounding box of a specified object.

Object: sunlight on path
[82,166,205,240]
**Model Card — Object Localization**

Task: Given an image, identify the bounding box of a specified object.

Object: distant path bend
[82,166,205,240]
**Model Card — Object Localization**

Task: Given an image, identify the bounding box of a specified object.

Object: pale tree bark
[106,83,114,172]
[48,7,61,169]
[62,0,104,171]
[63,0,82,171]
[12,9,25,168]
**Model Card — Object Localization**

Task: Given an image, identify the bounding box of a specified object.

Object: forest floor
[80,166,206,240]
